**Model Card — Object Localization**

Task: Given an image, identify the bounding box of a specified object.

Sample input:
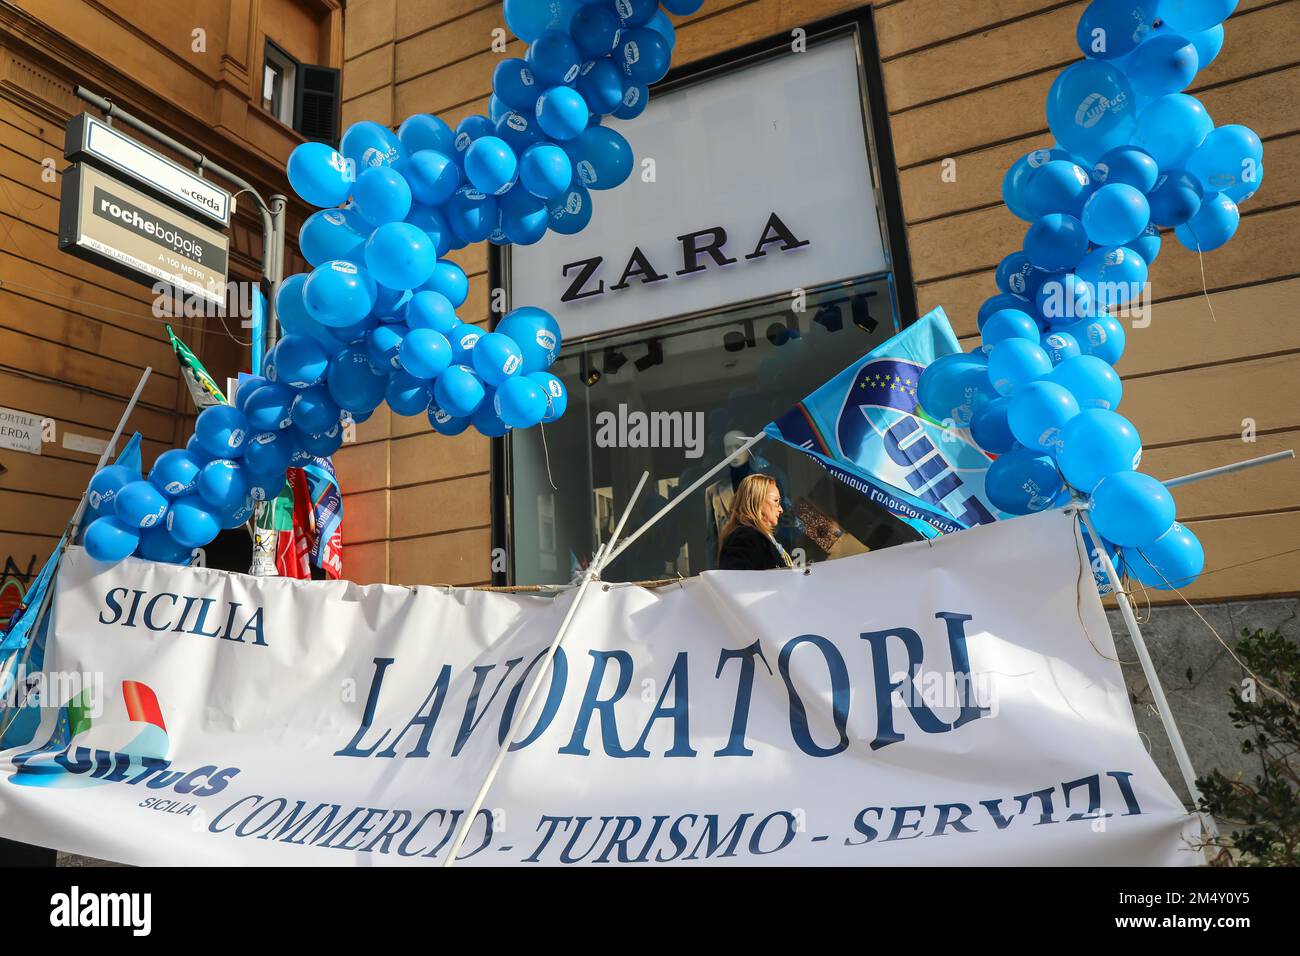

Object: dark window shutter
[294,65,340,144]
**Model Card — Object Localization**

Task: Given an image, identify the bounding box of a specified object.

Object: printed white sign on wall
[0,510,1197,866]
[0,407,42,455]
[509,34,891,342]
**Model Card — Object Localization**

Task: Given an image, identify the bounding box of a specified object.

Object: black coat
[718,524,787,571]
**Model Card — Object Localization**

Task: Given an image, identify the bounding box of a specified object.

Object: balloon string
[1193,240,1219,324]
[538,421,558,492]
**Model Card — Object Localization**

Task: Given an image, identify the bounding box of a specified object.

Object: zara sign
[508,34,891,342]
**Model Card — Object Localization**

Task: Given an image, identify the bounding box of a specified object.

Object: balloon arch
[82,0,1256,597]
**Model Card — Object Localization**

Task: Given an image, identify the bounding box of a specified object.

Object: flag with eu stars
[764,307,1004,539]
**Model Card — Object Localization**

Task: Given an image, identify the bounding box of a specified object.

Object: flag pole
[0,367,151,740]
[441,471,651,867]
[604,432,768,568]
[1161,449,1293,489]
[1074,502,1220,841]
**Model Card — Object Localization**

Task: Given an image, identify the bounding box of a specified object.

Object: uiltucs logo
[7,679,240,797]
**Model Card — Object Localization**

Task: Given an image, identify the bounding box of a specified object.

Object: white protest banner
[0,509,1198,866]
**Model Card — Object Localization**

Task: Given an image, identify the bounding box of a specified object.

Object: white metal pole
[604,432,767,568]
[1161,449,1293,489]
[441,472,650,867]
[1076,505,1220,841]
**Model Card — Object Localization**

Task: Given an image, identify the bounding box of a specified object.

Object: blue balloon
[571,4,623,58]
[454,115,497,159]
[978,293,1036,330]
[290,386,341,434]
[498,306,561,374]
[414,263,465,311]
[661,0,704,12]
[493,58,542,111]
[115,480,169,529]
[527,371,568,422]
[494,110,545,156]
[1075,0,1160,59]
[536,86,590,140]
[166,496,221,549]
[444,186,499,243]
[1057,408,1142,492]
[366,322,407,371]
[1131,93,1213,170]
[613,79,650,120]
[405,203,454,259]
[1003,148,1071,221]
[399,328,453,380]
[576,58,626,115]
[613,0,660,27]
[327,346,389,413]
[490,94,511,124]
[244,381,295,431]
[1147,168,1203,226]
[1090,145,1159,193]
[1174,191,1239,251]
[1081,183,1150,246]
[495,375,548,428]
[364,221,438,291]
[242,431,292,480]
[149,449,203,498]
[504,0,581,43]
[1026,160,1093,217]
[88,464,135,517]
[195,404,250,459]
[1041,330,1082,365]
[1185,124,1262,198]
[1061,313,1128,365]
[196,459,249,512]
[398,114,455,157]
[985,447,1065,515]
[274,334,331,389]
[1126,33,1199,97]
[450,325,483,367]
[981,308,1040,353]
[499,186,550,245]
[1181,23,1224,68]
[995,252,1041,299]
[434,364,487,417]
[299,208,366,267]
[1156,0,1237,33]
[286,142,352,208]
[464,136,519,195]
[405,291,458,335]
[295,422,344,458]
[352,165,412,228]
[546,180,593,235]
[185,434,219,465]
[1091,471,1176,547]
[136,524,193,564]
[404,150,460,206]
[618,28,671,84]
[85,516,140,562]
[519,143,574,199]
[988,339,1053,395]
[303,260,376,328]
[1076,245,1148,310]
[471,332,524,386]
[969,396,1017,454]
[1023,214,1089,271]
[528,30,582,86]
[1130,221,1162,265]
[275,273,346,348]
[916,352,997,426]
[564,125,634,190]
[428,403,472,436]
[646,10,676,47]
[1049,354,1123,410]
[1035,273,1095,326]
[1045,59,1138,161]
[1008,380,1080,451]
[386,370,432,416]
[214,492,256,531]
[472,389,512,438]
[341,120,404,171]
[1121,521,1203,588]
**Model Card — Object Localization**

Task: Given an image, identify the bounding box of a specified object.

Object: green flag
[166,324,227,411]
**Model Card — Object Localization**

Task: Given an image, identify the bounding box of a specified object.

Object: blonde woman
[717,473,795,571]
